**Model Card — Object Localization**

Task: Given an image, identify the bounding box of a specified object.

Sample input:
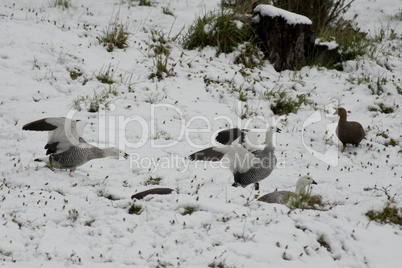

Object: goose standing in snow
[23,117,128,171]
[189,126,280,190]
[335,107,365,153]
[258,176,317,204]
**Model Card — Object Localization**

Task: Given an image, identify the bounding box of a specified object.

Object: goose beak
[124,153,129,159]
[312,180,317,185]
[276,128,282,133]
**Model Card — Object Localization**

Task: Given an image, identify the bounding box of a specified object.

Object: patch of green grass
[209,260,235,268]
[73,85,118,112]
[97,15,129,52]
[98,190,120,201]
[162,6,174,16]
[139,0,151,6]
[346,73,372,85]
[144,176,162,186]
[128,204,143,215]
[49,0,71,9]
[149,53,175,80]
[228,83,252,102]
[152,130,172,140]
[234,42,264,69]
[67,68,83,80]
[67,209,79,223]
[183,10,255,55]
[262,85,313,115]
[368,77,387,95]
[375,130,389,139]
[149,29,170,56]
[96,64,116,84]
[147,29,176,80]
[366,186,402,225]
[235,101,258,119]
[317,234,331,252]
[181,205,197,216]
[286,190,324,210]
[84,219,95,227]
[368,103,394,114]
[366,205,402,225]
[318,23,369,62]
[384,138,398,147]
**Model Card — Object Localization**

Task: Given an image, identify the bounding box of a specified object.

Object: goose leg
[341,145,346,153]
[254,183,259,191]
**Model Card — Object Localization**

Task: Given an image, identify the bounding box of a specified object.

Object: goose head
[295,175,317,194]
[334,107,347,121]
[103,148,129,159]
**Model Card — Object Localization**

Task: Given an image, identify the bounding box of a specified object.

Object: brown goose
[335,108,365,153]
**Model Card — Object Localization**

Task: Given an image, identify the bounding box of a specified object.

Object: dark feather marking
[45,142,59,155]
[22,118,58,131]
[131,188,175,200]
[215,128,245,145]
[188,147,225,161]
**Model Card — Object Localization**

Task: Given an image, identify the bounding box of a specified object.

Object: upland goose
[335,107,365,153]
[258,175,317,204]
[189,126,280,190]
[23,117,128,171]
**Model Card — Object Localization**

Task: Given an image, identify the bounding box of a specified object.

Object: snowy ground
[1,0,402,267]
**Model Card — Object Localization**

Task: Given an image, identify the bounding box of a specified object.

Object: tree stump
[253,4,338,71]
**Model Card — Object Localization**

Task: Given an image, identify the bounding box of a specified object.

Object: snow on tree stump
[253,5,332,71]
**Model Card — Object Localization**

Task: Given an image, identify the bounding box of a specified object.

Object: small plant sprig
[128,204,143,215]
[73,85,118,112]
[262,84,314,115]
[97,14,129,52]
[49,0,72,9]
[286,190,324,210]
[96,64,116,84]
[144,176,162,186]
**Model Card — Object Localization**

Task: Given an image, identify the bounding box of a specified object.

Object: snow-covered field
[1,0,401,267]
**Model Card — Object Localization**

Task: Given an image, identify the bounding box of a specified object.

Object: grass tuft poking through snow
[366,186,402,225]
[97,14,129,52]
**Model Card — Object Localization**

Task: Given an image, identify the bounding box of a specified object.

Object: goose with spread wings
[189,126,280,190]
[23,117,128,171]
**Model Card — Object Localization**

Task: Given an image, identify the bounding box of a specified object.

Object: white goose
[189,126,280,190]
[258,176,317,204]
[23,117,128,171]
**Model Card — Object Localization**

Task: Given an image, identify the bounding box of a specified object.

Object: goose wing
[216,128,264,153]
[215,128,247,145]
[23,117,88,154]
[188,147,225,161]
[213,144,260,174]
